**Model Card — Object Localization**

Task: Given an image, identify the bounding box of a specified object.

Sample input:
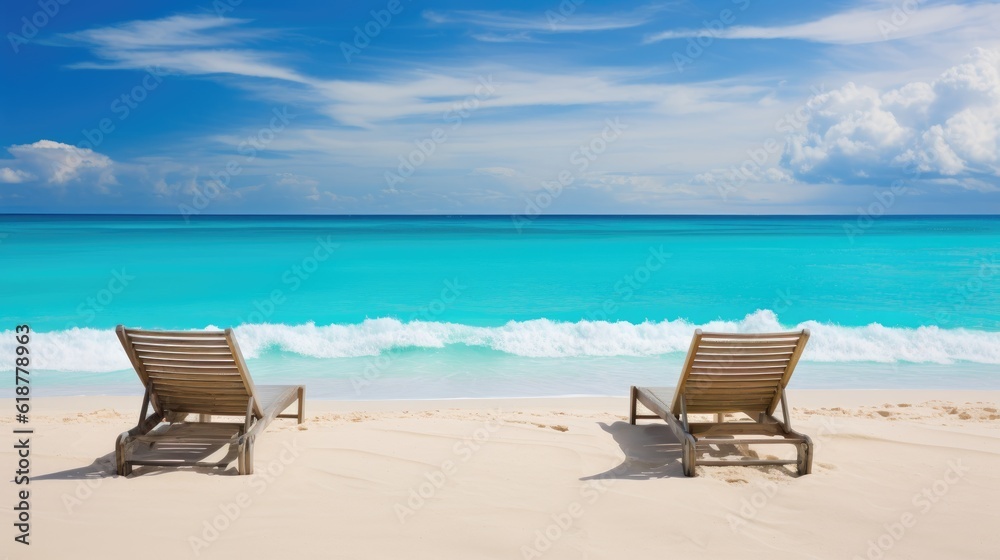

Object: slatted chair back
[670,329,810,416]
[116,326,263,418]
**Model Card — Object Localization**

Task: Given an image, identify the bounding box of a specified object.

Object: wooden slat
[131,339,225,351]
[687,404,772,411]
[700,332,803,340]
[697,342,798,349]
[154,387,250,398]
[155,408,247,416]
[685,388,776,397]
[686,380,782,390]
[687,408,768,415]
[697,437,805,445]
[695,349,794,357]
[689,423,784,436]
[687,399,772,407]
[136,349,233,360]
[687,373,783,382]
[693,357,791,365]
[148,379,247,391]
[687,397,772,406]
[133,342,233,352]
[687,406,769,414]
[157,404,248,415]
[147,372,242,382]
[157,393,250,404]
[143,359,238,368]
[155,391,248,400]
[689,366,788,375]
[145,365,241,376]
[696,459,799,466]
[127,329,228,338]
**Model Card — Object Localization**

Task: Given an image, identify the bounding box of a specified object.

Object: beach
[5,390,999,559]
[7,2,1000,558]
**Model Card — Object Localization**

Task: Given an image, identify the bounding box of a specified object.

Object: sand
[3,390,999,559]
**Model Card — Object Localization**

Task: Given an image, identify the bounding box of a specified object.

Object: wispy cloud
[425,4,666,41]
[61,14,763,128]
[469,32,539,43]
[315,70,765,127]
[62,15,309,82]
[645,2,1000,45]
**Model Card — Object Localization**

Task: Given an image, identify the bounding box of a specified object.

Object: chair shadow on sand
[32,442,242,481]
[581,421,771,481]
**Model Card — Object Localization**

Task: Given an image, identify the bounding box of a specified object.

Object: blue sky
[1,0,998,214]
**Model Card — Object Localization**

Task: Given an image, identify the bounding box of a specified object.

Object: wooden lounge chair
[629,329,813,476]
[114,326,305,476]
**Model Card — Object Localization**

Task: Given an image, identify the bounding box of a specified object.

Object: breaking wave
[6,310,1000,372]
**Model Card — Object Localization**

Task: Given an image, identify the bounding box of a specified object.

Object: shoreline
[18,388,1000,406]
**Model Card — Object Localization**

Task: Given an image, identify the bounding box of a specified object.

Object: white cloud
[424,6,660,34]
[472,166,521,178]
[314,70,766,127]
[64,15,760,130]
[469,32,538,43]
[0,167,34,183]
[2,140,116,188]
[63,15,309,83]
[645,3,1000,45]
[783,48,1000,189]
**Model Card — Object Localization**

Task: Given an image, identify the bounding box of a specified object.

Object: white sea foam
[5,310,1000,372]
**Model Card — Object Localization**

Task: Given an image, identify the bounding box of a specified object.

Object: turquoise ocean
[1,215,998,399]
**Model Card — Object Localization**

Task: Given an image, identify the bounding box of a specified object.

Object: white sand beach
[4,390,999,559]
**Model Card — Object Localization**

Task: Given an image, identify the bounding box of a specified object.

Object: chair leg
[683,438,697,477]
[115,432,130,476]
[798,436,814,475]
[244,439,254,475]
[297,386,305,424]
[629,386,637,424]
